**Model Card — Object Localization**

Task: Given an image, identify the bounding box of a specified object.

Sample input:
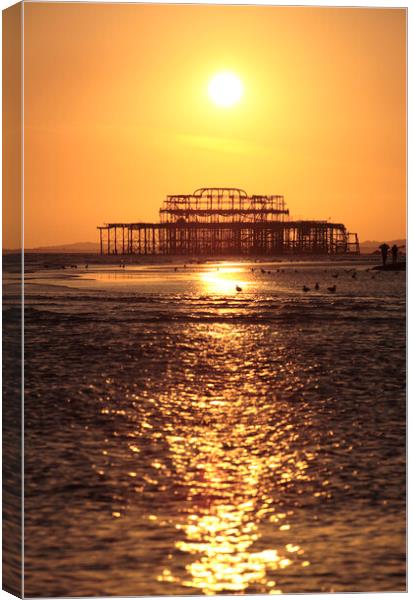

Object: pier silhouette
[98,188,359,256]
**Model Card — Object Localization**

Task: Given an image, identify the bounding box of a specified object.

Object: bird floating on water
[236,285,242,292]
[315,282,320,290]
[303,285,310,292]
[327,285,336,293]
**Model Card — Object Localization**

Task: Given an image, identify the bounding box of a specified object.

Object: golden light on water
[153,324,313,594]
[200,267,248,295]
[95,322,317,594]
[160,417,309,594]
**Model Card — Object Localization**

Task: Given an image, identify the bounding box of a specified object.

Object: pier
[98,188,359,256]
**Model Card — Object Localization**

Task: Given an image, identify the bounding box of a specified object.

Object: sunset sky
[20,3,406,248]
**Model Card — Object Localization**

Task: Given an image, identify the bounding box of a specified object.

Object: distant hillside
[359,239,406,254]
[24,242,100,253]
[4,238,406,255]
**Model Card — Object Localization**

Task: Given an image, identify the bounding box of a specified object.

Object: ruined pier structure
[98,188,359,256]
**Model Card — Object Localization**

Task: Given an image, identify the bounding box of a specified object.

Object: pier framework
[98,188,359,256]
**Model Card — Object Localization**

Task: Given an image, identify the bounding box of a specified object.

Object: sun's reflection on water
[154,324,312,594]
[161,438,297,593]
[94,319,315,594]
[199,266,249,295]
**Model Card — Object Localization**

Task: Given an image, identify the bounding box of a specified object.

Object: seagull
[303,285,310,292]
[236,285,242,292]
[327,285,336,293]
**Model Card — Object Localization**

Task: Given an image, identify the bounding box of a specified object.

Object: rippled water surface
[4,256,406,596]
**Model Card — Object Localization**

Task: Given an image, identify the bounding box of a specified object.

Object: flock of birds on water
[229,264,394,294]
[163,263,353,293]
[47,261,398,295]
[168,263,394,294]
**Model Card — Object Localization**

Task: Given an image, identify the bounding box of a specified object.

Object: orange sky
[20,3,406,248]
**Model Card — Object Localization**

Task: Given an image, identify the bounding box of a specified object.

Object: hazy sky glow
[22,3,406,247]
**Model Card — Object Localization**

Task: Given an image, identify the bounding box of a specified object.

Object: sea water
[3,255,406,596]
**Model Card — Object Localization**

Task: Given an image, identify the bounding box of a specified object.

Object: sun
[208,72,243,108]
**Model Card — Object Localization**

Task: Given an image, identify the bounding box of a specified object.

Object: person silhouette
[391,244,399,265]
[379,243,390,266]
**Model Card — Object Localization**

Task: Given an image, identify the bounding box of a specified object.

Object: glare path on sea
[99,322,314,595]
[155,326,311,594]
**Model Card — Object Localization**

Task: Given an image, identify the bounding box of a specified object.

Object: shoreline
[5,250,386,264]
[3,251,406,276]
[372,262,406,271]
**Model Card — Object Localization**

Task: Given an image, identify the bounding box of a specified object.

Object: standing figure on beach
[391,244,399,265]
[379,243,390,266]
